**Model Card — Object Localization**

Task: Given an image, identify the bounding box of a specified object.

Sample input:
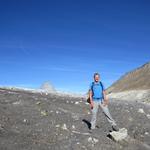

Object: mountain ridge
[107,61,150,93]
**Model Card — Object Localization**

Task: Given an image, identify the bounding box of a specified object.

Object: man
[89,72,119,131]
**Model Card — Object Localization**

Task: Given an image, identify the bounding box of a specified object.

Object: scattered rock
[146,114,150,119]
[23,119,28,123]
[138,108,145,114]
[56,111,60,114]
[61,124,68,130]
[75,101,79,105]
[36,101,41,105]
[109,128,128,142]
[40,110,48,116]
[145,132,149,135]
[125,109,130,112]
[72,114,79,120]
[1,87,150,150]
[13,100,22,105]
[0,124,4,131]
[87,111,91,115]
[88,137,99,144]
[128,117,133,121]
[72,125,75,129]
[56,124,60,128]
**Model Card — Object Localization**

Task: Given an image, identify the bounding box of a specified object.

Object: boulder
[109,128,128,142]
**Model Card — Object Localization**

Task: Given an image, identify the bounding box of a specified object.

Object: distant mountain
[40,81,56,92]
[107,62,150,93]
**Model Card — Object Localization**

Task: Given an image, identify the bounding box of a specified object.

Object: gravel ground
[0,88,150,150]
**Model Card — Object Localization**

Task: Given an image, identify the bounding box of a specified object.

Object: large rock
[109,128,128,142]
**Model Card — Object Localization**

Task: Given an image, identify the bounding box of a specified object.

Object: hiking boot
[90,125,96,130]
[112,125,119,131]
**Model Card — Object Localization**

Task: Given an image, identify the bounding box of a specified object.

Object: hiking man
[89,72,119,131]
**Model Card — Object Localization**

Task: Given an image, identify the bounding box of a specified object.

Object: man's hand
[90,100,94,109]
[89,90,94,109]
[102,90,109,107]
[102,99,109,107]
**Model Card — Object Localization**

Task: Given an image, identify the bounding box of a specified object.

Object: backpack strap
[100,81,104,91]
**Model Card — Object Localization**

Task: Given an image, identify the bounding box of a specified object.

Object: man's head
[93,72,100,82]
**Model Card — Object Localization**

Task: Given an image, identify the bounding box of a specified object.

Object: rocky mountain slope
[107,62,150,101]
[107,62,150,93]
[0,88,150,150]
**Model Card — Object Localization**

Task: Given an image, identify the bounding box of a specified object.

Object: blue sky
[0,0,150,93]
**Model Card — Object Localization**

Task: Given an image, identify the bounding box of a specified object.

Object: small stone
[138,108,145,114]
[88,137,93,143]
[56,124,60,128]
[41,110,48,116]
[125,110,130,112]
[36,101,41,105]
[146,114,150,119]
[62,124,68,130]
[23,119,28,123]
[72,125,75,129]
[145,132,149,135]
[75,102,79,105]
[88,137,99,144]
[128,117,133,121]
[0,124,4,130]
[93,138,99,143]
[81,146,86,149]
[13,100,21,105]
[87,111,91,115]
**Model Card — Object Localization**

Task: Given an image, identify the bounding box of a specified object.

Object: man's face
[94,75,100,82]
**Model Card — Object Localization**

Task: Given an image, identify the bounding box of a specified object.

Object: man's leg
[90,101,99,129]
[100,103,117,126]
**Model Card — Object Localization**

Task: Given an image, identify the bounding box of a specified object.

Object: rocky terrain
[0,87,150,150]
[107,62,150,102]
[107,62,150,93]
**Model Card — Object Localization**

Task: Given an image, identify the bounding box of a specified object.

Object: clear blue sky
[0,0,150,93]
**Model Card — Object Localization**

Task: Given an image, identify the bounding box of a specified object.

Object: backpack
[87,81,104,104]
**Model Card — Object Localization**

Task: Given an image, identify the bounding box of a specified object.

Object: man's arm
[102,90,109,106]
[89,90,94,109]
